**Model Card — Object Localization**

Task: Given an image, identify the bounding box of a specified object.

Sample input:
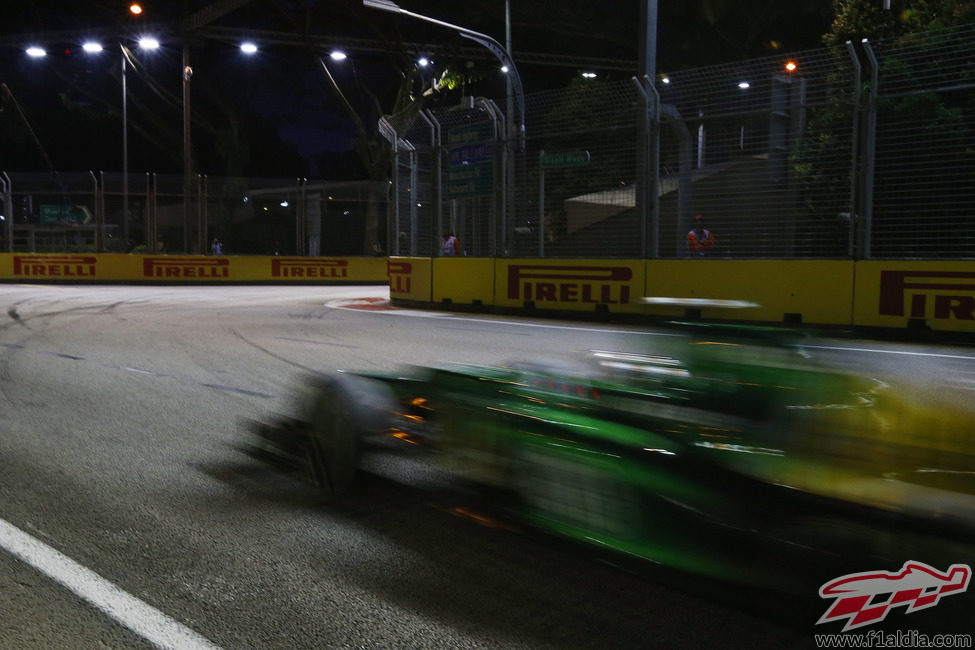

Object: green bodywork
[354,324,975,588]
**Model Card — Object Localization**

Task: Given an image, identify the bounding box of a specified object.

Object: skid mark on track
[230,328,322,375]
[6,307,29,329]
[201,383,276,399]
[44,352,86,361]
[274,336,358,348]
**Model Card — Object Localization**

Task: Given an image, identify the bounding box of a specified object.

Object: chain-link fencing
[383,22,975,260]
[0,171,387,256]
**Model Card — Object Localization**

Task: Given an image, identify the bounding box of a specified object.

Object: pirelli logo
[13,255,97,278]
[879,270,975,321]
[508,264,633,304]
[388,260,412,293]
[143,257,229,279]
[271,258,348,279]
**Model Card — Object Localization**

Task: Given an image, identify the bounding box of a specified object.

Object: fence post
[296,177,306,256]
[146,173,156,252]
[198,174,206,254]
[538,149,545,257]
[861,40,879,260]
[418,110,441,256]
[92,171,103,253]
[1,172,12,252]
[843,42,862,259]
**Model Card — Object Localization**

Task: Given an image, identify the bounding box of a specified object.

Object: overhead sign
[540,151,591,169]
[448,143,494,166]
[447,122,494,146]
[447,122,495,200]
[39,205,93,225]
[447,165,492,200]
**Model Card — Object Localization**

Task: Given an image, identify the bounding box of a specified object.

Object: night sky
[0,1,834,179]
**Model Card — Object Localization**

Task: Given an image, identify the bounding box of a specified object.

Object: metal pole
[538,150,545,257]
[639,0,657,84]
[506,0,516,256]
[121,45,129,250]
[862,40,879,260]
[1,172,12,252]
[182,44,192,253]
[845,41,862,259]
[638,0,659,258]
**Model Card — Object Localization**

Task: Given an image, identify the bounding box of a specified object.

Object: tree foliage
[824,0,975,45]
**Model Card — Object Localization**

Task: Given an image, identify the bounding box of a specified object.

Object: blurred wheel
[306,374,394,495]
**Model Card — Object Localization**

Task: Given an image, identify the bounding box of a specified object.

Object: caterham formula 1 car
[241,314,975,614]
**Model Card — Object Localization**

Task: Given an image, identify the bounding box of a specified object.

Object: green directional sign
[447,165,492,199]
[447,122,495,146]
[540,150,591,169]
[447,122,495,200]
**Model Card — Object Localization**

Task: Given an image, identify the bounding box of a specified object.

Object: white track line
[0,517,221,650]
[329,300,975,357]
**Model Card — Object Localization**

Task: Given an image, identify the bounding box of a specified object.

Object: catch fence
[0,171,387,256]
[382,22,975,260]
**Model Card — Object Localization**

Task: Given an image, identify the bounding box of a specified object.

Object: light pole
[82,41,130,244]
[362,0,525,147]
[119,39,159,250]
[84,38,158,250]
[119,44,131,245]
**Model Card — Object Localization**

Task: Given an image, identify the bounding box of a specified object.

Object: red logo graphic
[817,561,970,631]
[879,270,975,320]
[143,257,229,279]
[388,260,413,293]
[507,264,633,304]
[271,258,348,278]
[13,255,96,278]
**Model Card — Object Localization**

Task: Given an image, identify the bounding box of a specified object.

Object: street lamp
[362,0,525,147]
[84,39,158,249]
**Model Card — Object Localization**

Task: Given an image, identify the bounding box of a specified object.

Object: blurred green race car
[242,307,975,613]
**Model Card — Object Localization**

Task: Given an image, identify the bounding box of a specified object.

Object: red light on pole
[785,60,797,74]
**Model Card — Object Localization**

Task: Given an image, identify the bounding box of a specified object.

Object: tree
[824,0,975,45]
[793,0,975,258]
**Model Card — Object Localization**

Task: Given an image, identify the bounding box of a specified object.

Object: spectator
[210,238,223,255]
[687,214,715,256]
[441,230,460,256]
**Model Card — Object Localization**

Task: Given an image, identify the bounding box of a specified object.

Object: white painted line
[807,344,975,361]
[0,517,221,650]
[329,297,975,359]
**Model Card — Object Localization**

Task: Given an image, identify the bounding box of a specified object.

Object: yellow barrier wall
[643,260,856,325]
[6,253,975,333]
[0,253,388,283]
[388,257,433,302]
[493,259,647,314]
[433,258,495,305]
[854,261,975,333]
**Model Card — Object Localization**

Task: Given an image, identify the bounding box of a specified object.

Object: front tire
[306,374,394,495]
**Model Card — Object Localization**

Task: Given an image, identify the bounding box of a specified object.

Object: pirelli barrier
[0,253,388,284]
[4,254,973,334]
[390,257,975,334]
